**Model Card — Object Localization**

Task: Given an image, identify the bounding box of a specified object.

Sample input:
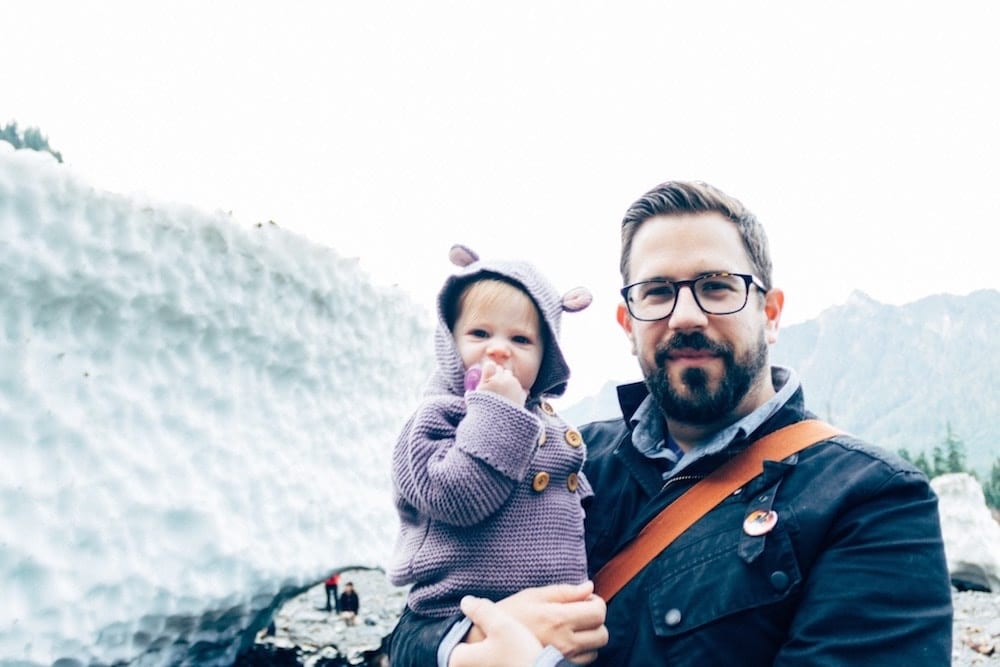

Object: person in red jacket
[323,571,340,612]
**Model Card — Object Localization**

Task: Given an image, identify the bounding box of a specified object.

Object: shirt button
[566,472,579,491]
[770,570,790,592]
[532,472,550,492]
[664,608,682,626]
[540,401,556,415]
[564,429,583,447]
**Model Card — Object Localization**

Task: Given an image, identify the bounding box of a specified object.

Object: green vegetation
[899,423,1000,510]
[984,460,1000,510]
[1,121,63,162]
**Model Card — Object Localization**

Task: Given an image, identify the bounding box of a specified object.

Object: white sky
[5,1,999,404]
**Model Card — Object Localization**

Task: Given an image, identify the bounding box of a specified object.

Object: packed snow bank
[0,143,434,665]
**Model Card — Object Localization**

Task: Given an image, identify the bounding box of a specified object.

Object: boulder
[931,473,1000,592]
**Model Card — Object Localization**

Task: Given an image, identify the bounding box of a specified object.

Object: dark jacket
[584,381,952,666]
[388,380,953,666]
[339,590,360,614]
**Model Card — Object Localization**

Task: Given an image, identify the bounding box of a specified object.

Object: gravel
[953,589,1000,665]
[259,570,999,665]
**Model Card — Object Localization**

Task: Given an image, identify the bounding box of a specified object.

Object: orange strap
[592,419,842,602]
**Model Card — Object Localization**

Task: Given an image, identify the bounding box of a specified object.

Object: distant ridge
[562,290,999,476]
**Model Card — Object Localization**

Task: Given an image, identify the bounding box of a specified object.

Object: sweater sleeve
[392,392,542,527]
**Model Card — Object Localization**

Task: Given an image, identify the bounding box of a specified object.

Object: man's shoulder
[800,431,931,486]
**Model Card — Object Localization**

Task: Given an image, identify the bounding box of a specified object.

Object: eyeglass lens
[628,274,749,319]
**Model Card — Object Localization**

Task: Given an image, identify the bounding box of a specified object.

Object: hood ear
[562,286,593,313]
[449,244,479,267]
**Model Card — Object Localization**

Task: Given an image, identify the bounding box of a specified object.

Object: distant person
[324,571,341,612]
[387,245,595,660]
[388,181,953,666]
[339,581,360,625]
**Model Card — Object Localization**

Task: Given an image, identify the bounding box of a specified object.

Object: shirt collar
[630,366,800,479]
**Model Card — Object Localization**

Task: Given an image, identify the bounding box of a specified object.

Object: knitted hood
[429,245,591,399]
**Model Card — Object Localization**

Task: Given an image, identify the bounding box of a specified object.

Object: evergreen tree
[912,451,932,478]
[930,444,948,478]
[0,121,63,162]
[898,448,934,478]
[943,422,966,474]
[984,458,1000,510]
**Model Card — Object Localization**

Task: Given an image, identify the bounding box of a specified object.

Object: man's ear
[763,288,784,345]
[616,302,638,356]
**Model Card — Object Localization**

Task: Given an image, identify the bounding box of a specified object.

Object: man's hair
[620,181,773,289]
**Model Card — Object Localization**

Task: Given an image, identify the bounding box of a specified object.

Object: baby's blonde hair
[451,278,545,342]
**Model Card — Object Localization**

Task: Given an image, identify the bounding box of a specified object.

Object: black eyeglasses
[620,272,767,321]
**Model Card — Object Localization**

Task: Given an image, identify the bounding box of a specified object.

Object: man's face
[618,212,783,426]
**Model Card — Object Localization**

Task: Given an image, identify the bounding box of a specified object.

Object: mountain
[562,290,999,477]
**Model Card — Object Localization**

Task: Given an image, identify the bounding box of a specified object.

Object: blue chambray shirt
[630,366,800,479]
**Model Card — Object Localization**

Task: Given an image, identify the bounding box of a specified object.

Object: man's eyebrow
[633,270,728,282]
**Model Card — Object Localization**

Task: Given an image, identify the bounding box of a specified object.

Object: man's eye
[640,285,675,302]
[700,279,738,293]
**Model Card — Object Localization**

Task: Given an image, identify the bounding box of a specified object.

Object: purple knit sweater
[388,255,592,617]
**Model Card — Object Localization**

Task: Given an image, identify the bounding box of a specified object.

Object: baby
[389,244,593,618]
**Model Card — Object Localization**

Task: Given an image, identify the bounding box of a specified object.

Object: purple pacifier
[464,364,483,393]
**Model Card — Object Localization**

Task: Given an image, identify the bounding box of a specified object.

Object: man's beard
[644,330,769,425]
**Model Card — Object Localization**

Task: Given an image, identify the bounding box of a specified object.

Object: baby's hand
[477,361,528,406]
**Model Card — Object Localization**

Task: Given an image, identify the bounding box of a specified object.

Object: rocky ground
[953,590,1000,665]
[245,568,998,665]
[238,568,407,666]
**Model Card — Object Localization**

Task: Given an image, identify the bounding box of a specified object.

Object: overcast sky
[5,1,998,403]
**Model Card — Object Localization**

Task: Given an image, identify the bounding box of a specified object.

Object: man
[339,581,361,625]
[389,180,953,666]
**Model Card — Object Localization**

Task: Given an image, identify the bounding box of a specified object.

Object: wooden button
[564,429,583,447]
[538,430,547,446]
[532,472,550,492]
[540,401,556,415]
[566,472,579,492]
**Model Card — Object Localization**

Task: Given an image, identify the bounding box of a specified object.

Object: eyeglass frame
[619,272,768,321]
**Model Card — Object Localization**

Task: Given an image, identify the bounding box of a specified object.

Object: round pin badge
[743,509,778,536]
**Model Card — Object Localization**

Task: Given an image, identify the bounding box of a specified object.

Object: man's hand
[464,582,608,664]
[451,596,545,667]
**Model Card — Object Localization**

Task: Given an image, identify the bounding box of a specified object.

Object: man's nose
[668,286,708,329]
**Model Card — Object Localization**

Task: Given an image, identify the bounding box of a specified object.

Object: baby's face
[452,284,543,393]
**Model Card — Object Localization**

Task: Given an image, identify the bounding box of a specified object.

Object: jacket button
[532,472,550,492]
[540,401,556,415]
[770,570,790,592]
[538,430,547,446]
[566,472,579,491]
[664,608,682,626]
[564,429,583,447]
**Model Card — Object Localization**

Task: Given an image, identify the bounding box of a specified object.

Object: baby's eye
[469,329,490,339]
[512,335,534,345]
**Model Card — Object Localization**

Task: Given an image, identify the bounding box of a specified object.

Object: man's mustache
[654,332,730,367]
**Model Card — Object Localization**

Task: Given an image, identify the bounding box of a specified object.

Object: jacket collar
[616,381,650,424]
